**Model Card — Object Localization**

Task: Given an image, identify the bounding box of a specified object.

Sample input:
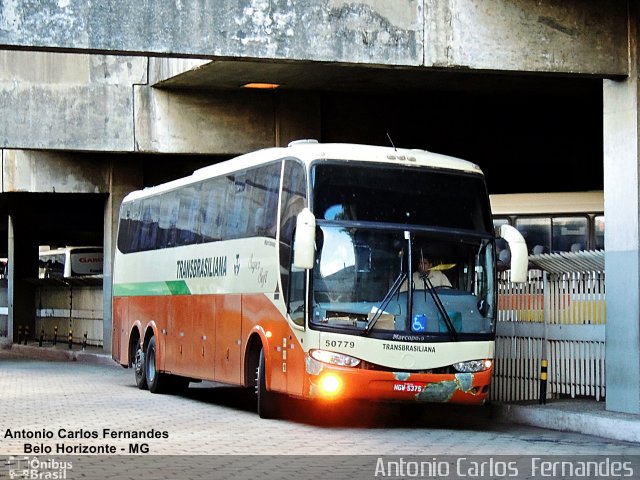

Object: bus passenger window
[158,191,179,248]
[176,184,202,245]
[492,218,510,231]
[594,215,605,250]
[552,216,588,253]
[200,176,232,243]
[514,217,551,255]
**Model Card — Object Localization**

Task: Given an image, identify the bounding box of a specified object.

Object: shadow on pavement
[181,382,492,430]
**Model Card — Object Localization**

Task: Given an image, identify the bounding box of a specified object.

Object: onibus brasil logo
[4,456,73,479]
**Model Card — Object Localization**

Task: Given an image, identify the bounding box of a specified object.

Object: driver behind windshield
[400,252,452,291]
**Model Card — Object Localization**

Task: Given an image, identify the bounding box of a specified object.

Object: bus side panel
[112,296,127,365]
[164,296,183,377]
[241,293,304,397]
[163,295,216,381]
[214,295,242,385]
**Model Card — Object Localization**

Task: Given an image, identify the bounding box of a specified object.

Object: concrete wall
[603,2,640,415]
[2,150,109,193]
[0,51,146,152]
[35,285,103,347]
[0,1,627,75]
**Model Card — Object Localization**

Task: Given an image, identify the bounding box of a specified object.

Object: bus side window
[552,216,588,253]
[514,217,551,255]
[226,174,249,239]
[594,215,605,250]
[118,200,141,254]
[200,176,230,243]
[140,198,160,251]
[280,159,306,323]
[245,163,281,238]
[158,191,179,248]
[177,184,202,245]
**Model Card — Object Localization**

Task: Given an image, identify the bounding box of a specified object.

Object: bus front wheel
[145,336,168,393]
[134,340,147,390]
[256,348,279,419]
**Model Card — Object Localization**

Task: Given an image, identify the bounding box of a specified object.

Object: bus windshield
[311,225,496,340]
[312,162,492,233]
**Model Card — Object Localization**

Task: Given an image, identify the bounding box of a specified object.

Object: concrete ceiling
[154,59,601,96]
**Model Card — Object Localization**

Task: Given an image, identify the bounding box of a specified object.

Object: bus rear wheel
[256,348,279,419]
[133,341,147,390]
[145,336,168,393]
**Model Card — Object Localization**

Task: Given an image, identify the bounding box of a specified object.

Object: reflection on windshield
[311,226,495,339]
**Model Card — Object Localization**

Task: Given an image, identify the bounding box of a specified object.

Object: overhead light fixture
[242,82,280,89]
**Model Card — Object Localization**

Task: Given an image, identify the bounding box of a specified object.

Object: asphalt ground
[0,342,639,479]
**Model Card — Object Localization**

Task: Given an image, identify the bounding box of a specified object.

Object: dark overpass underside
[0,65,604,257]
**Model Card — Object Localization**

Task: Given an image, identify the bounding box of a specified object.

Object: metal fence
[492,250,606,402]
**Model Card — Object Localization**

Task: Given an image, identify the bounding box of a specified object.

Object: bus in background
[490,191,604,255]
[38,246,104,280]
[112,141,527,418]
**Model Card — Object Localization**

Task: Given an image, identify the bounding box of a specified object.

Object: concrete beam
[0,51,146,151]
[425,0,627,75]
[2,150,109,193]
[134,86,276,154]
[134,87,321,154]
[0,0,628,76]
[148,58,212,87]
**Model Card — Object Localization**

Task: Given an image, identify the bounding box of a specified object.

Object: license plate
[392,382,424,393]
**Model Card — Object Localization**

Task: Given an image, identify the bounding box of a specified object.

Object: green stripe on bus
[165,280,191,295]
[113,281,191,297]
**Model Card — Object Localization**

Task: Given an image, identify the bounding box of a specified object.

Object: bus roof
[490,191,604,216]
[122,142,483,202]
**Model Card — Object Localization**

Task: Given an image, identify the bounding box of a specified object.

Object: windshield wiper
[363,272,406,335]
[423,276,458,341]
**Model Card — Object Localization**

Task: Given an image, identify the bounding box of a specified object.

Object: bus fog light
[319,374,341,396]
[453,359,492,373]
[310,349,360,367]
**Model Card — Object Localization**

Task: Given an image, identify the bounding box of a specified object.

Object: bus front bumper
[305,358,492,405]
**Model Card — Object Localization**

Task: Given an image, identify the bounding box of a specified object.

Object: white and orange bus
[111,141,527,418]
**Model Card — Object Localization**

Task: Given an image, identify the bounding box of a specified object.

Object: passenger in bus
[400,256,452,291]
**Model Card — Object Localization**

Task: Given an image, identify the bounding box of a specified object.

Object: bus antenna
[386,132,397,151]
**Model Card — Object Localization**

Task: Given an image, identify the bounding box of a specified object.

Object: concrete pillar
[603,3,640,414]
[7,215,38,343]
[102,157,142,355]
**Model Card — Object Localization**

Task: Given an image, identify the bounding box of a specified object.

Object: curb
[491,402,640,444]
[3,343,118,368]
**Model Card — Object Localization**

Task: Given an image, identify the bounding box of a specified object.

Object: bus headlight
[453,359,492,373]
[310,349,361,367]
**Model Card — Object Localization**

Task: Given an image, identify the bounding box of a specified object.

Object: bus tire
[133,340,147,390]
[145,336,167,394]
[256,348,278,419]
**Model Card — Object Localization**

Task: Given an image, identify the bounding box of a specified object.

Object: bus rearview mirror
[293,208,316,270]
